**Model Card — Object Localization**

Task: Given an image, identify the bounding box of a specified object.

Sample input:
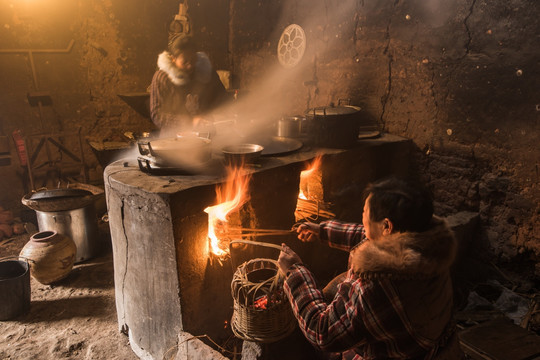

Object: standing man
[150,34,228,137]
[278,177,465,359]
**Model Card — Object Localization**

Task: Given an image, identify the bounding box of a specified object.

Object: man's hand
[278,243,302,274]
[296,222,320,242]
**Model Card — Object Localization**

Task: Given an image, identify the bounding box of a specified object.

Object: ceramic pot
[19,231,76,285]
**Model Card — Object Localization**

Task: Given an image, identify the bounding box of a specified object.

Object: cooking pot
[140,136,212,167]
[222,144,264,165]
[277,116,305,138]
[305,103,362,148]
[22,188,98,212]
[29,188,93,201]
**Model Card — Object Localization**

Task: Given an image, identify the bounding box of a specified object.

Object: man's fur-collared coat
[347,217,463,359]
[149,51,227,135]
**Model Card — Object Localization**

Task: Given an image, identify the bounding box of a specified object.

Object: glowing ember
[204,166,251,257]
[253,292,284,310]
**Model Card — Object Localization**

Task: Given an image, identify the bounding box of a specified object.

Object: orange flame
[204,166,251,257]
[301,155,322,178]
[298,155,322,199]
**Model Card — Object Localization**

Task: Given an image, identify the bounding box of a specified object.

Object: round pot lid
[22,189,96,212]
[29,188,93,200]
[306,105,361,116]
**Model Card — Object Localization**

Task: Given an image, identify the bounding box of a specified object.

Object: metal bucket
[0,257,31,320]
[35,204,100,263]
[277,116,304,138]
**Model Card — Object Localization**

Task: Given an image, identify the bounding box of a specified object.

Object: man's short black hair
[169,34,196,57]
[364,177,434,233]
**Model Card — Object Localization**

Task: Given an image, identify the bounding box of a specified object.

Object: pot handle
[308,106,328,118]
[147,141,156,156]
[138,141,150,156]
[338,98,351,106]
[307,106,339,119]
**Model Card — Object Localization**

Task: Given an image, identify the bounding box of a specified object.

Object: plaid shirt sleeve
[319,220,366,251]
[283,265,426,358]
[283,264,373,354]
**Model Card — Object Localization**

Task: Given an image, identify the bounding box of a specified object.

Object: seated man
[278,177,465,359]
[149,34,228,137]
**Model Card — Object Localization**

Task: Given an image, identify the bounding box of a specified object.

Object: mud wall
[228,0,539,269]
[0,0,538,271]
[0,0,227,211]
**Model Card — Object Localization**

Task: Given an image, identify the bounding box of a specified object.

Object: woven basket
[230,240,297,343]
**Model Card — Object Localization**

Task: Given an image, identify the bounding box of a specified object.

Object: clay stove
[104,133,412,359]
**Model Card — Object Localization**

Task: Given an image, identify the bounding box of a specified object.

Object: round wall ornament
[277,24,306,69]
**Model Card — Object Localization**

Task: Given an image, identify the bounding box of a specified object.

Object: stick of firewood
[227,227,295,236]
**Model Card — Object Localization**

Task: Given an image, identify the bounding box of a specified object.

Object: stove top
[137,156,201,175]
[136,135,305,176]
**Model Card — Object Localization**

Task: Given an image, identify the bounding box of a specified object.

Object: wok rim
[221,143,264,155]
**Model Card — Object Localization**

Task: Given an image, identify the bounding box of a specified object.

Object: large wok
[139,135,212,168]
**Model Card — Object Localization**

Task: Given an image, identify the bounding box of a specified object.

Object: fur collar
[350,216,457,277]
[157,51,212,86]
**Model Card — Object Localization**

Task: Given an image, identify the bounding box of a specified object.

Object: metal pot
[29,188,93,201]
[305,103,362,148]
[140,136,212,167]
[222,144,264,165]
[22,188,99,212]
[34,205,100,264]
[277,116,305,138]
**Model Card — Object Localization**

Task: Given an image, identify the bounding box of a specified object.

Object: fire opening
[204,165,252,259]
[298,155,322,200]
[295,155,335,222]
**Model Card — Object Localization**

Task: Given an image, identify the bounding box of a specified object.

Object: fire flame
[298,155,322,200]
[204,166,251,257]
[301,155,322,178]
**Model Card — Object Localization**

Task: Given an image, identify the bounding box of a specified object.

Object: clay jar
[20,231,76,285]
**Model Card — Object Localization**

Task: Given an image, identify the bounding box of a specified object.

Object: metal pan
[222,144,264,165]
[259,137,303,156]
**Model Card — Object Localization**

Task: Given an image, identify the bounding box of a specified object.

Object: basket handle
[229,239,283,271]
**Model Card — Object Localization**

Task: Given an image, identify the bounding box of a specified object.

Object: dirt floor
[2,226,540,360]
[0,232,139,360]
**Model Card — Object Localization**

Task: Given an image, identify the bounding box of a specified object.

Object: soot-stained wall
[0,0,538,274]
[0,0,228,210]
[229,0,539,273]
